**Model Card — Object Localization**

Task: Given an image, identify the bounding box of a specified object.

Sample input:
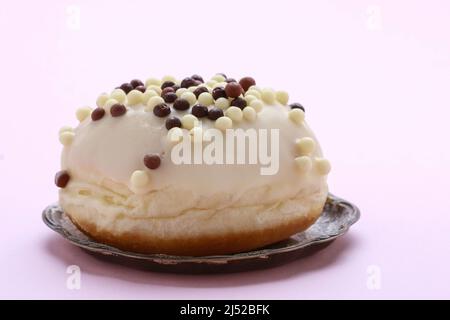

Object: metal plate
[42,193,360,273]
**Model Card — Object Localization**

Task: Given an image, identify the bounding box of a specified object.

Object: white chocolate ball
[141,89,158,104]
[245,89,261,99]
[59,131,75,146]
[248,85,261,92]
[261,88,276,104]
[59,126,73,134]
[198,92,214,106]
[176,88,188,97]
[130,170,149,189]
[214,81,227,88]
[249,100,264,112]
[75,107,92,122]
[276,91,289,105]
[161,75,177,83]
[295,156,312,173]
[180,91,197,106]
[103,98,119,112]
[211,74,226,82]
[244,95,257,105]
[96,93,109,108]
[215,116,233,130]
[288,109,305,124]
[110,89,126,103]
[145,77,161,87]
[181,114,199,130]
[127,90,143,106]
[225,106,243,122]
[243,106,257,121]
[314,158,331,175]
[215,97,230,109]
[146,96,165,111]
[296,137,315,155]
[206,80,217,88]
[147,85,162,95]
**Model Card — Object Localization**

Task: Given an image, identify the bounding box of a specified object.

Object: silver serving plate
[42,193,360,273]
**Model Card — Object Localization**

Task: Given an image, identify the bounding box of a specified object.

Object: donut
[55,74,331,256]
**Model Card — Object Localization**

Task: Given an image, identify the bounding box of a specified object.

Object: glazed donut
[55,74,331,256]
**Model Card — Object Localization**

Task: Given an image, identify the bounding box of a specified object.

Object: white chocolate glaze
[62,105,324,193]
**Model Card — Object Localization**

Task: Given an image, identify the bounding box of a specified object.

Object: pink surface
[1,0,449,299]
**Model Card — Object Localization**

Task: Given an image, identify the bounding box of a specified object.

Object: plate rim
[42,193,360,263]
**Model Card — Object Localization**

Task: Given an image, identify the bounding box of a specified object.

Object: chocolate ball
[208,107,224,120]
[153,103,171,117]
[230,97,247,109]
[173,98,190,111]
[225,82,243,98]
[290,103,305,112]
[161,87,175,95]
[225,78,237,83]
[130,79,144,88]
[55,170,70,188]
[163,92,177,103]
[135,85,146,93]
[91,107,106,121]
[161,81,176,89]
[191,104,209,118]
[165,116,182,130]
[119,83,133,94]
[110,103,127,117]
[191,74,204,83]
[143,154,161,170]
[180,77,196,88]
[212,86,227,100]
[238,77,256,92]
[193,86,209,98]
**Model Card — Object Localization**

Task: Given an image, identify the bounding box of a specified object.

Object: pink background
[1,0,449,299]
